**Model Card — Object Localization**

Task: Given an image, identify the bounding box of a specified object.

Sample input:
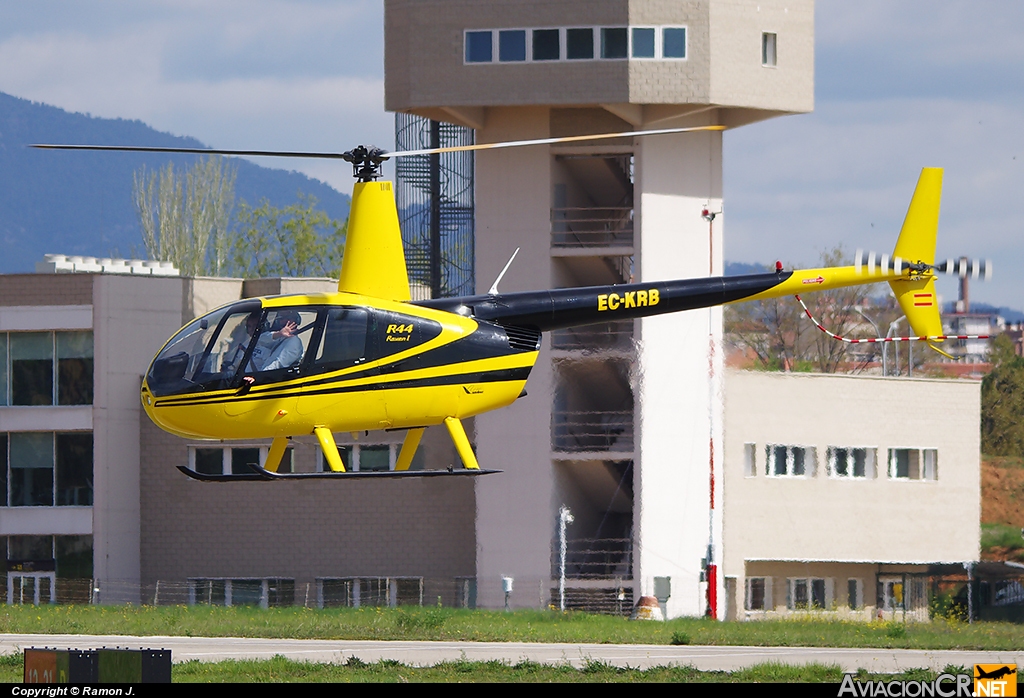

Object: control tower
[385,0,813,618]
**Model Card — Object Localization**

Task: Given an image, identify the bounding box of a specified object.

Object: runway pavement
[0,634,1021,673]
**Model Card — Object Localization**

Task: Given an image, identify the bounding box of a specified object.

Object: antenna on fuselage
[488,248,520,295]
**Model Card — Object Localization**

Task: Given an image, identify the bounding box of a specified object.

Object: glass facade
[1,332,93,406]
[1,432,92,507]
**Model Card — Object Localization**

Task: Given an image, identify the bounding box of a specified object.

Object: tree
[226,194,347,279]
[981,334,1024,456]
[133,156,236,276]
[724,246,886,373]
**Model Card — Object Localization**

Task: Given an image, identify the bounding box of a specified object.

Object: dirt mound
[982,456,1024,527]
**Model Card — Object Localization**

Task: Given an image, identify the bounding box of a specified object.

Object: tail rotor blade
[932,258,992,280]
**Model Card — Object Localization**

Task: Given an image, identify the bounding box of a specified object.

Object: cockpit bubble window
[147,302,259,397]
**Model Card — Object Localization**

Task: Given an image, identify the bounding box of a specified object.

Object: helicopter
[32,129,989,480]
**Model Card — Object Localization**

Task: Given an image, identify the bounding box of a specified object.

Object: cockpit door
[296,307,388,429]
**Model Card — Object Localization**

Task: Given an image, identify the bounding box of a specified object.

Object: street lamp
[558,505,574,612]
[853,306,887,376]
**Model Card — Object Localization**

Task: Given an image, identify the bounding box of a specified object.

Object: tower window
[663,27,687,59]
[566,28,594,59]
[631,28,655,58]
[498,30,526,62]
[533,29,560,60]
[601,28,627,59]
[465,31,493,63]
[762,32,777,66]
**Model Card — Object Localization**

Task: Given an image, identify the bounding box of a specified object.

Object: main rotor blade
[385,124,726,158]
[30,143,352,160]
[31,123,726,162]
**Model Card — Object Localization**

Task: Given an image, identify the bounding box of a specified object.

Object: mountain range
[0,91,350,273]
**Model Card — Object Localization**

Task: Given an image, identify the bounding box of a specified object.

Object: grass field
[0,652,989,683]
[0,604,1023,651]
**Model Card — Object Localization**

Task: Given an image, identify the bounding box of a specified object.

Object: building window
[316,577,423,608]
[190,445,294,476]
[56,433,93,505]
[888,448,937,480]
[188,578,294,608]
[0,335,5,406]
[662,27,687,59]
[57,332,94,405]
[4,432,93,507]
[745,577,768,610]
[743,443,757,477]
[848,578,863,610]
[788,577,828,610]
[317,442,417,472]
[2,332,93,407]
[10,333,53,406]
[456,577,477,609]
[827,447,876,479]
[465,30,493,63]
[9,432,53,506]
[566,28,594,60]
[762,32,777,66]
[766,444,816,477]
[600,27,628,59]
[498,30,527,62]
[631,27,655,58]
[532,29,560,60]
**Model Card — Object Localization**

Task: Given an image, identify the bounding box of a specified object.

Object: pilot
[245,310,304,379]
[221,311,262,373]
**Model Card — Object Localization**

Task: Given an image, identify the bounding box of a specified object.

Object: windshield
[146,301,261,397]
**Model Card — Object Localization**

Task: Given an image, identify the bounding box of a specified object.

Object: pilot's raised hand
[274,320,298,339]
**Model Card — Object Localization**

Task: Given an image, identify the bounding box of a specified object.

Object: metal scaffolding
[394,114,475,299]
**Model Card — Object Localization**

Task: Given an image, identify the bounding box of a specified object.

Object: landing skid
[176,466,271,481]
[176,464,500,481]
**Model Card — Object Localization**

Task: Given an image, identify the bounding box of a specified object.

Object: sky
[0,1,1021,306]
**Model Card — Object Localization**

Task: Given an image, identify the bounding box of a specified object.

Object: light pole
[853,306,887,376]
[888,317,908,376]
[558,505,574,612]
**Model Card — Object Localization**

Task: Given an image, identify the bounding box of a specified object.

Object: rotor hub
[341,145,389,182]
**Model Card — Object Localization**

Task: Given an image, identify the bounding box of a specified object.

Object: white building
[723,370,980,620]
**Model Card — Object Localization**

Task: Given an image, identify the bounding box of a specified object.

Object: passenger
[243,310,304,382]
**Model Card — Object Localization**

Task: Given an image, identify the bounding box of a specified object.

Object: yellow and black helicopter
[33,128,989,480]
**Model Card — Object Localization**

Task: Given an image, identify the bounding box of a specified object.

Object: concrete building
[0,262,981,617]
[0,266,477,607]
[723,371,980,621]
[386,0,814,616]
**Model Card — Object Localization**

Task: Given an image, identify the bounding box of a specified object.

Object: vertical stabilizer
[892,167,942,266]
[888,168,945,350]
[338,181,411,300]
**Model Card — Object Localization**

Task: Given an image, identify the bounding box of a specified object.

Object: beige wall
[472,107,559,607]
[139,419,477,593]
[723,370,981,601]
[92,275,186,599]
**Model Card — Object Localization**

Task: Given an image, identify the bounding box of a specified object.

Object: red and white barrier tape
[793,294,992,344]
